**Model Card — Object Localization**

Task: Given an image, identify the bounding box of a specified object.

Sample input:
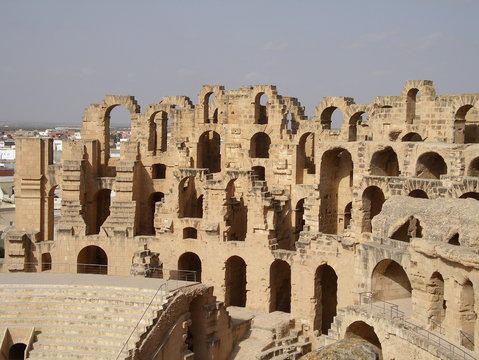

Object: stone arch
[77,245,108,274]
[370,147,399,176]
[390,216,423,242]
[347,111,366,141]
[8,343,27,360]
[255,92,269,124]
[183,227,198,239]
[427,272,446,326]
[401,132,423,142]
[41,252,52,271]
[149,110,168,153]
[320,106,344,130]
[372,259,412,302]
[406,88,420,124]
[468,157,479,177]
[294,198,305,242]
[408,189,428,199]
[460,192,479,200]
[204,92,219,124]
[314,264,338,334]
[250,132,271,158]
[225,256,247,307]
[178,252,202,282]
[269,259,291,313]
[344,321,382,358]
[152,163,166,179]
[178,177,203,218]
[319,148,353,234]
[197,131,221,173]
[296,132,315,184]
[454,103,479,144]
[361,186,385,233]
[415,152,447,179]
[460,279,476,350]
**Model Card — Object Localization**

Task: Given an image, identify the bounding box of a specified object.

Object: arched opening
[460,280,476,350]
[269,259,291,313]
[408,189,428,199]
[370,147,399,176]
[455,105,479,144]
[294,198,305,242]
[90,189,112,235]
[319,148,353,234]
[225,180,247,242]
[391,216,422,242]
[296,132,315,184]
[178,177,203,218]
[150,111,168,153]
[448,233,460,245]
[361,186,385,233]
[225,256,247,307]
[152,163,166,179]
[183,227,198,239]
[178,252,201,282]
[204,92,218,124]
[416,152,447,179]
[468,157,479,177]
[141,192,164,235]
[401,132,423,142]
[77,245,108,274]
[348,112,365,141]
[427,272,446,326]
[107,106,131,161]
[255,93,269,124]
[46,185,58,241]
[285,111,295,133]
[250,132,271,158]
[406,88,419,124]
[314,264,338,334]
[41,252,52,271]
[320,106,344,130]
[344,321,382,358]
[460,192,479,200]
[344,202,352,230]
[8,343,27,360]
[197,131,221,173]
[372,259,412,302]
[252,166,265,181]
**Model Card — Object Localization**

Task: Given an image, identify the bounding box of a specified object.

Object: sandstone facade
[5,80,479,359]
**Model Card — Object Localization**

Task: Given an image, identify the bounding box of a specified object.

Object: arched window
[255,93,269,124]
[296,132,315,184]
[401,132,423,142]
[406,88,420,124]
[107,106,131,161]
[361,186,385,233]
[468,157,479,177]
[408,189,428,199]
[183,227,198,239]
[197,131,221,173]
[415,152,447,179]
[455,105,479,144]
[204,92,218,124]
[250,132,271,158]
[294,199,305,242]
[225,256,247,307]
[348,112,365,141]
[320,106,344,130]
[370,147,399,176]
[152,163,166,179]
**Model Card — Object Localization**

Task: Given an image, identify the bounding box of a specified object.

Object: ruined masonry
[5,80,479,360]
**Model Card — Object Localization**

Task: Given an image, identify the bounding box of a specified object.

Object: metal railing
[3,261,197,282]
[359,292,477,360]
[460,330,475,351]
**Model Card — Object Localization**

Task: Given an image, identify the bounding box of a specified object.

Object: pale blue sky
[1,0,478,126]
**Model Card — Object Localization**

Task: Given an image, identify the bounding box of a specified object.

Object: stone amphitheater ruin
[2,80,479,359]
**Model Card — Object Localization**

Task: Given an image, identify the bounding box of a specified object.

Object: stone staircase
[0,283,172,360]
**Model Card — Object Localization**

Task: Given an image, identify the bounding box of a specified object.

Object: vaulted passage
[269,260,291,313]
[314,264,338,334]
[197,131,221,173]
[408,189,428,198]
[361,186,385,233]
[225,256,247,307]
[370,147,399,176]
[415,152,447,179]
[77,245,108,274]
[345,321,382,359]
[319,148,353,234]
[391,216,422,242]
[372,259,411,302]
[178,252,202,282]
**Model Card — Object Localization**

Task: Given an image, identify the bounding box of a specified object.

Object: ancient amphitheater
[2,80,479,359]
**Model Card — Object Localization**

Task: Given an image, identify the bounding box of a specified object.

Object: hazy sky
[1,0,478,126]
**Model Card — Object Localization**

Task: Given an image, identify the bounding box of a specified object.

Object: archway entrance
[361,186,385,233]
[314,264,338,334]
[345,321,382,359]
[372,260,411,305]
[269,260,291,313]
[8,343,26,360]
[77,245,108,274]
[178,252,202,282]
[225,256,247,307]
